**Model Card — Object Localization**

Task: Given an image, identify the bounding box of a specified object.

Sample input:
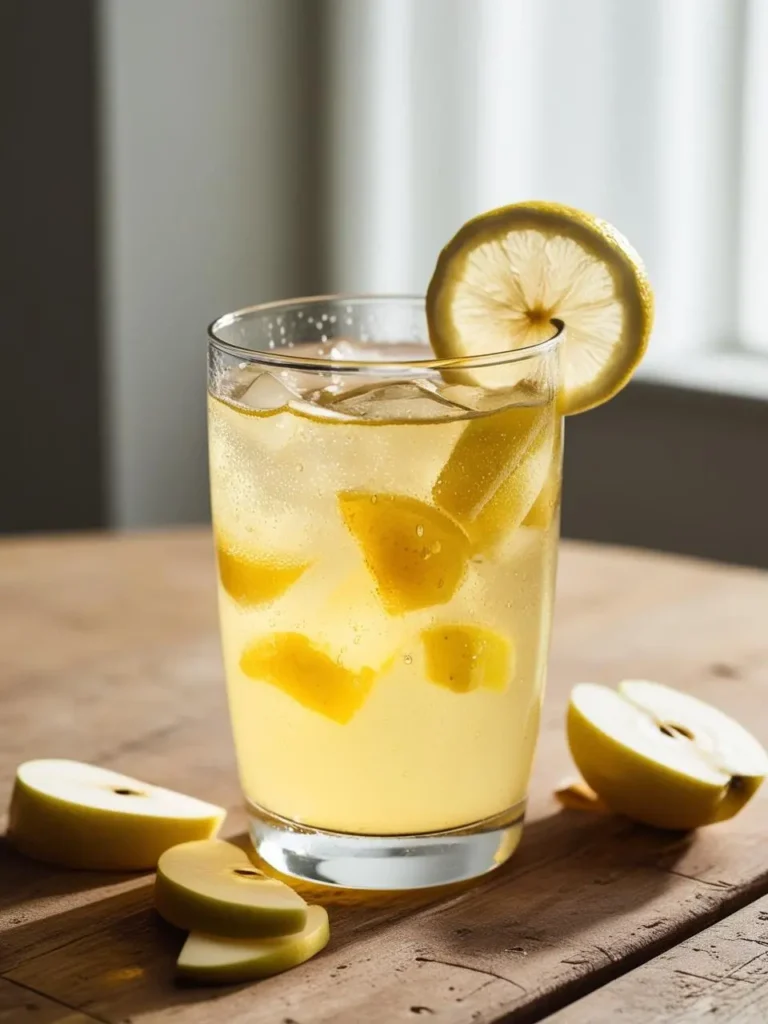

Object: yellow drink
[208,297,563,887]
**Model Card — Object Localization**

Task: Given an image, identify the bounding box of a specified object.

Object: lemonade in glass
[208,203,652,889]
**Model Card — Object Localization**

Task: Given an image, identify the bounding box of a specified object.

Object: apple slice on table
[7,760,225,870]
[155,838,308,938]
[176,905,330,985]
[568,681,768,830]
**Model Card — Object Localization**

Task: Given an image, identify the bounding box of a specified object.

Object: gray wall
[101,0,323,527]
[563,382,768,569]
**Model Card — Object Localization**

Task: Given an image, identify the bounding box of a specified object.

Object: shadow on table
[0,812,698,1021]
[0,835,140,906]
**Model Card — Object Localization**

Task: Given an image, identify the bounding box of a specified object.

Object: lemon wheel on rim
[426,200,654,414]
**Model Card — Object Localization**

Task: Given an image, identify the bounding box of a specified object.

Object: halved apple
[7,760,225,870]
[155,838,307,937]
[568,681,768,830]
[176,905,330,984]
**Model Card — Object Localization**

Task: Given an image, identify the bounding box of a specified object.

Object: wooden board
[2,530,768,1023]
[546,893,768,1024]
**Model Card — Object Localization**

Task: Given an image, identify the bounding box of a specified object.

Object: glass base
[248,799,526,890]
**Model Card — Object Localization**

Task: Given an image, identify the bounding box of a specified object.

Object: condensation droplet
[403,654,413,665]
[431,541,442,554]
[416,524,424,538]
[296,463,303,473]
[370,495,378,504]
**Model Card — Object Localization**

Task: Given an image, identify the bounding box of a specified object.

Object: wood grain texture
[0,977,100,1023]
[2,530,768,1023]
[546,894,768,1024]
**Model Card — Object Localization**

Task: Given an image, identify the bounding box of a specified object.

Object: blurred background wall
[3,0,768,565]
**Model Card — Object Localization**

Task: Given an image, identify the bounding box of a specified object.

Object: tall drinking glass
[208,296,563,889]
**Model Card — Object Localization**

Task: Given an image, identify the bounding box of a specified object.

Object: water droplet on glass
[370,495,378,504]
[431,541,442,554]
[403,654,413,665]
[296,463,303,473]
[416,524,424,538]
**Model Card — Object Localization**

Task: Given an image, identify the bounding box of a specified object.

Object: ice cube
[323,380,472,421]
[240,372,299,412]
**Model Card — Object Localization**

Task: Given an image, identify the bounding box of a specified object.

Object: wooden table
[2,530,768,1024]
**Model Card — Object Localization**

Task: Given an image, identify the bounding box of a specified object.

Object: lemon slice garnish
[426,201,654,414]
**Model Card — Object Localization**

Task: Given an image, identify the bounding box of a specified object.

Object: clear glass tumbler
[208,296,563,889]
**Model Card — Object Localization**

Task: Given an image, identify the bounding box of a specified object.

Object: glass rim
[207,293,564,373]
